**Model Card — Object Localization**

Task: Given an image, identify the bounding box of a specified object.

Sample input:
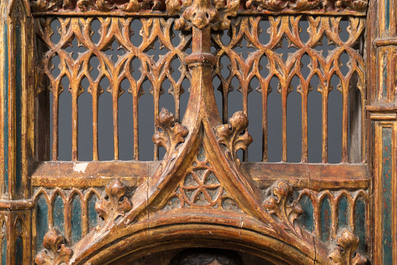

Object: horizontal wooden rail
[32,161,370,190]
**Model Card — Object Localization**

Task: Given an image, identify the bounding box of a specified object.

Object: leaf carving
[95,179,132,229]
[35,228,73,265]
[169,0,240,30]
[216,111,253,165]
[328,229,368,265]
[31,0,164,12]
[263,181,303,234]
[152,108,189,159]
[245,0,368,11]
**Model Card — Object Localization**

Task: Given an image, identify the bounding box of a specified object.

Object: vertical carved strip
[261,85,269,162]
[133,93,139,160]
[381,127,393,264]
[341,83,349,163]
[2,6,9,195]
[14,12,23,194]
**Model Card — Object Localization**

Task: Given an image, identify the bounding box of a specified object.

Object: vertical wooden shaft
[368,0,397,263]
[0,1,34,264]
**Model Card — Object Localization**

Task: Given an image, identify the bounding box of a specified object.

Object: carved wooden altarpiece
[0,0,396,264]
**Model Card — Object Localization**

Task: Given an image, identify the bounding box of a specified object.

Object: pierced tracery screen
[34,14,366,163]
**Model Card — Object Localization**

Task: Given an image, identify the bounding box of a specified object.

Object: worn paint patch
[297,195,313,232]
[382,51,388,99]
[71,195,82,244]
[1,237,6,265]
[73,162,89,173]
[36,195,48,250]
[15,237,23,265]
[385,0,390,33]
[382,127,392,264]
[320,197,332,241]
[354,197,366,252]
[53,195,65,233]
[88,194,98,230]
[337,195,349,232]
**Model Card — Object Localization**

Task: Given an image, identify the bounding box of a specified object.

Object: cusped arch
[70,209,329,265]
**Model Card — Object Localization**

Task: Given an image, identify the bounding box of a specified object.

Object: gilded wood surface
[2,0,397,264]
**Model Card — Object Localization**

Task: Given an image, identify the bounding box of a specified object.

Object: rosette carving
[263,181,303,234]
[328,230,368,265]
[216,111,253,165]
[166,0,240,30]
[152,108,189,159]
[35,228,73,265]
[95,179,132,228]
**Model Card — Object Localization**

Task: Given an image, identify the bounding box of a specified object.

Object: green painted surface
[297,195,313,232]
[337,196,349,232]
[71,196,82,244]
[53,196,65,233]
[88,195,98,229]
[320,197,331,241]
[3,16,9,193]
[1,238,6,265]
[382,127,392,264]
[15,19,22,194]
[36,195,48,250]
[15,237,23,265]
[354,197,366,252]
[386,0,390,33]
[383,53,388,98]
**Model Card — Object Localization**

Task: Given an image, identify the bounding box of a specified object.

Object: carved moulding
[29,0,368,14]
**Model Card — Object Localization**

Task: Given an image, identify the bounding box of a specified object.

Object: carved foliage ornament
[166,0,239,30]
[31,0,164,12]
[328,230,368,265]
[30,0,368,13]
[216,111,253,165]
[35,228,73,265]
[245,0,368,12]
[95,179,132,228]
[152,108,189,159]
[263,181,303,235]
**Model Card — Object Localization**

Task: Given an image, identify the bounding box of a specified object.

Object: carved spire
[215,111,253,165]
[328,230,368,265]
[95,179,132,229]
[35,228,73,265]
[153,108,189,160]
[263,181,303,235]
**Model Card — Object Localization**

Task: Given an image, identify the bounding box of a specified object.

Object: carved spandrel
[35,228,73,265]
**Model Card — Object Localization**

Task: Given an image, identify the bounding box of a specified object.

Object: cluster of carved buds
[216,111,253,165]
[153,108,189,160]
[328,230,368,265]
[263,181,303,235]
[166,0,240,30]
[30,0,165,12]
[35,228,73,265]
[245,0,368,12]
[95,179,132,229]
